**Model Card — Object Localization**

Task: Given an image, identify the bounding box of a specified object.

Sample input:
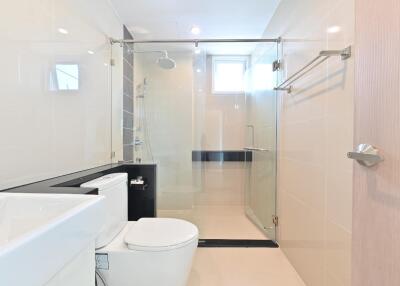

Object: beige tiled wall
[263,0,354,285]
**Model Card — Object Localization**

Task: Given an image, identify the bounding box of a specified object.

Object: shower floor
[158,205,267,240]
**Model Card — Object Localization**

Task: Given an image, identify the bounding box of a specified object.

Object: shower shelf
[274,46,352,94]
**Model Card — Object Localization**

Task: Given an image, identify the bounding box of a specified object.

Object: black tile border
[197,239,279,248]
[192,150,252,162]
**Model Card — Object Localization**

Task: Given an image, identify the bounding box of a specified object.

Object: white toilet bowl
[81,173,198,286]
[97,218,198,286]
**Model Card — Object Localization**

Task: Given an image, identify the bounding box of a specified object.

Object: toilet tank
[80,173,128,249]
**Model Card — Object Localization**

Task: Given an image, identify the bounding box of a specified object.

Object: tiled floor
[161,206,305,285]
[188,248,306,286]
[158,205,266,239]
[158,205,305,286]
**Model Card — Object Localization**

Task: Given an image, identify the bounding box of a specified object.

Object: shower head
[127,47,176,70]
[157,52,176,70]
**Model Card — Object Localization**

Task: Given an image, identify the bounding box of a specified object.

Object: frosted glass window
[212,57,247,94]
[52,64,79,91]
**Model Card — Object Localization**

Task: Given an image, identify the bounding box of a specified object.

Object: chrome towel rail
[274,46,352,94]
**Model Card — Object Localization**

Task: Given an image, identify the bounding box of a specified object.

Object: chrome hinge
[272,60,281,72]
[272,215,279,226]
[95,253,109,270]
[110,58,115,66]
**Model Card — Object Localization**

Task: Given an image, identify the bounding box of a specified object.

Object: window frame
[211,56,249,95]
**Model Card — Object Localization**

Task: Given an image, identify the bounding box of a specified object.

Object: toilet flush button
[95,253,109,270]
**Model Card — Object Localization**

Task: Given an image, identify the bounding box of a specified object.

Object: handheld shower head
[157,52,176,70]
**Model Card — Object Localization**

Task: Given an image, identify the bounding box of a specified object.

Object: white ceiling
[109,0,280,54]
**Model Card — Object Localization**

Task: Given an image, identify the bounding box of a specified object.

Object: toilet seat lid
[124,218,199,251]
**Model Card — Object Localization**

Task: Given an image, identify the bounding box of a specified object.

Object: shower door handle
[244,147,269,152]
[347,144,383,167]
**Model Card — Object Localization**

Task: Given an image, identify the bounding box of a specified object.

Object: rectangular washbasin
[0,193,105,286]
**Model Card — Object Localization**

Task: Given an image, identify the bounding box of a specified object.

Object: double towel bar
[274,46,352,93]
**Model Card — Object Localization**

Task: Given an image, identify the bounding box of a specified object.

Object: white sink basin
[0,193,105,286]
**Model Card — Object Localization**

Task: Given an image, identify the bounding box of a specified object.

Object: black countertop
[1,164,127,195]
[1,163,158,220]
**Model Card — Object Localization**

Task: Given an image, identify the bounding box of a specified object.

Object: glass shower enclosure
[115,39,279,242]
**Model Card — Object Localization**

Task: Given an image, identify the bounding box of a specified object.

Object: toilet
[81,173,199,286]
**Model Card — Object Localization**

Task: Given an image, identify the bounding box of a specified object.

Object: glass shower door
[244,44,278,240]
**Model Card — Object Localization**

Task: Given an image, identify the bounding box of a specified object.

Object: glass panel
[0,2,116,189]
[133,45,197,208]
[111,42,124,163]
[132,42,277,240]
[244,43,278,240]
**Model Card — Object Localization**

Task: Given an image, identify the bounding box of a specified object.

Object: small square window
[49,64,79,91]
[212,56,248,95]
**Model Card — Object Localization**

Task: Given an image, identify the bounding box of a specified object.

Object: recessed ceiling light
[87,50,95,55]
[327,25,341,34]
[191,26,201,35]
[58,28,69,35]
[196,68,202,73]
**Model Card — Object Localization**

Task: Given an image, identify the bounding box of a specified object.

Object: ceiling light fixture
[194,48,201,54]
[191,26,201,35]
[58,28,69,35]
[87,50,95,55]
